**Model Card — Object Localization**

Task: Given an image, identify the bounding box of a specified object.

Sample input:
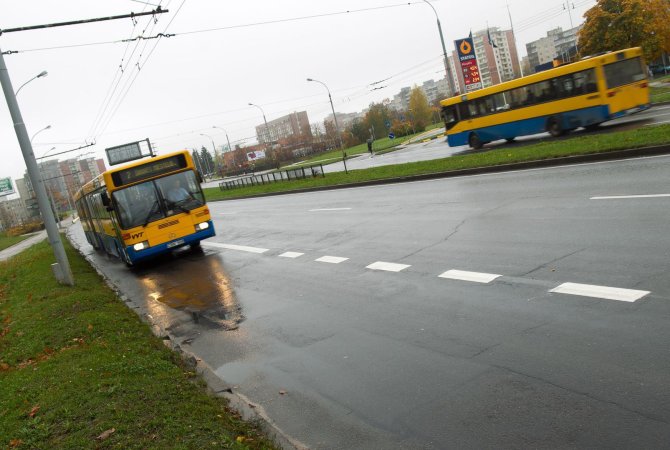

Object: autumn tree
[408,86,432,132]
[579,0,670,61]
[364,102,392,140]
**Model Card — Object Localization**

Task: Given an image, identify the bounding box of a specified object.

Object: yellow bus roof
[74,149,192,200]
[440,47,643,106]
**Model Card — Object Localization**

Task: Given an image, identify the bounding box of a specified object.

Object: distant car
[650,65,670,75]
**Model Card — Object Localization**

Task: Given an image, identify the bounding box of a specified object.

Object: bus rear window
[604,57,646,89]
[442,106,458,130]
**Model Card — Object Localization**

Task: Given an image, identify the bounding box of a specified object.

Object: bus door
[602,56,649,115]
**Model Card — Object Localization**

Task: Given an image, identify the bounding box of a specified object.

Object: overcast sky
[0,0,595,183]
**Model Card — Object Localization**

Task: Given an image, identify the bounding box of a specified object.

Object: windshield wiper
[142,200,160,227]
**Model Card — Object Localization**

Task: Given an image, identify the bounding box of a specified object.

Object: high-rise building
[255,111,312,144]
[526,26,582,72]
[452,27,521,93]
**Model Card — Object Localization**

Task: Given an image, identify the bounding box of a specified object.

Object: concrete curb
[212,144,670,202]
[63,227,306,450]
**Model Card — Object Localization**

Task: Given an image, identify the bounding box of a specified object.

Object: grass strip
[205,124,670,202]
[651,85,670,103]
[282,123,443,169]
[0,239,277,449]
[0,233,31,252]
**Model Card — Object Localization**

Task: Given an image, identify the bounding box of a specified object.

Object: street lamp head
[248,102,254,106]
[306,78,313,82]
[45,125,52,130]
[37,71,48,78]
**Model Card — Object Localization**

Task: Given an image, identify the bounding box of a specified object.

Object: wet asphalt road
[70,153,670,449]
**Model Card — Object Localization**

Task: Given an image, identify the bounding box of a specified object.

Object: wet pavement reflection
[132,247,243,331]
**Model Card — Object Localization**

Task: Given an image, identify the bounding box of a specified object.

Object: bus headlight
[133,241,149,251]
[195,221,210,231]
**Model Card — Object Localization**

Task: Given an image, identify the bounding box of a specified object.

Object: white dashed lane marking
[203,242,654,303]
[279,251,304,258]
[309,208,352,212]
[315,256,349,264]
[438,270,501,284]
[591,194,670,200]
[203,242,269,254]
[549,282,650,302]
[366,261,411,272]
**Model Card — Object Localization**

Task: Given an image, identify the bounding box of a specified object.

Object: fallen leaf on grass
[236,436,245,443]
[28,405,40,418]
[9,439,22,448]
[96,428,116,441]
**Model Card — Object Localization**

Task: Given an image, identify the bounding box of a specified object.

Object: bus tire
[584,123,601,131]
[505,137,516,143]
[547,117,564,137]
[468,133,484,150]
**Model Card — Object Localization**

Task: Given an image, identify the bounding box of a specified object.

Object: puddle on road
[136,248,243,330]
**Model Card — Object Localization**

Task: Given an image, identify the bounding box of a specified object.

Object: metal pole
[506,3,525,77]
[307,78,347,173]
[248,103,273,164]
[422,0,457,96]
[0,48,73,285]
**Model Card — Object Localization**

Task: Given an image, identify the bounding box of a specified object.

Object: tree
[579,0,670,62]
[364,102,392,140]
[200,146,215,175]
[408,86,432,132]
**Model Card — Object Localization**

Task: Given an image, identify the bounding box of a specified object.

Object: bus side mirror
[101,191,111,207]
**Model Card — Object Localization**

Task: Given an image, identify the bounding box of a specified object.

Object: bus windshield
[113,170,205,229]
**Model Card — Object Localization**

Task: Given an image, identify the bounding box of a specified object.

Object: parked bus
[74,150,215,265]
[441,47,650,149]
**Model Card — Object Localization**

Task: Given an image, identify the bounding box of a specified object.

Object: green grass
[0,233,30,252]
[0,239,277,449]
[651,85,670,103]
[205,124,670,201]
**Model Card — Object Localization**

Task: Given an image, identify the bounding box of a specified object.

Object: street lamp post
[0,50,74,285]
[307,78,347,174]
[421,0,457,96]
[248,102,271,146]
[15,70,48,97]
[199,133,217,178]
[213,126,232,154]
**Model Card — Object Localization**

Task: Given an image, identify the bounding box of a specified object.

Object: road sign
[384,120,391,129]
[0,177,14,197]
[388,133,395,139]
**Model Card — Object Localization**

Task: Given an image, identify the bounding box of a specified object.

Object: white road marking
[219,212,238,215]
[202,242,269,254]
[591,193,670,200]
[550,282,649,302]
[309,208,352,212]
[279,251,304,258]
[438,270,501,284]
[366,261,411,272]
[315,256,349,264]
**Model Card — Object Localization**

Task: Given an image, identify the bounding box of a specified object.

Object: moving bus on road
[441,47,651,149]
[74,150,215,266]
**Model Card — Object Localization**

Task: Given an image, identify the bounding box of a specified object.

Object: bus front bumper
[126,221,216,263]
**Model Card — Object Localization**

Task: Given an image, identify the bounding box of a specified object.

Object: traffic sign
[388,133,395,139]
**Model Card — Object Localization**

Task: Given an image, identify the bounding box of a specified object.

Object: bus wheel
[584,123,601,131]
[468,133,484,150]
[547,117,564,137]
[505,137,516,143]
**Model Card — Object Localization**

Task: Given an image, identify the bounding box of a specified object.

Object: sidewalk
[0,230,48,262]
[0,217,74,262]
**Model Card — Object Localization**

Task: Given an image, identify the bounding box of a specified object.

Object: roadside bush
[6,221,44,236]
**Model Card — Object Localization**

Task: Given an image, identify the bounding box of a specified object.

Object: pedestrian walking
[367,138,374,157]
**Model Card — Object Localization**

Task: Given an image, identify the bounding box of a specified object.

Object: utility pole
[506,3,525,77]
[0,7,168,286]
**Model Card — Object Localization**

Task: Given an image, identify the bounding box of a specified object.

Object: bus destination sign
[112,154,187,187]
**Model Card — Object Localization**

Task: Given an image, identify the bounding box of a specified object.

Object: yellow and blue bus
[74,150,215,265]
[440,47,650,149]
